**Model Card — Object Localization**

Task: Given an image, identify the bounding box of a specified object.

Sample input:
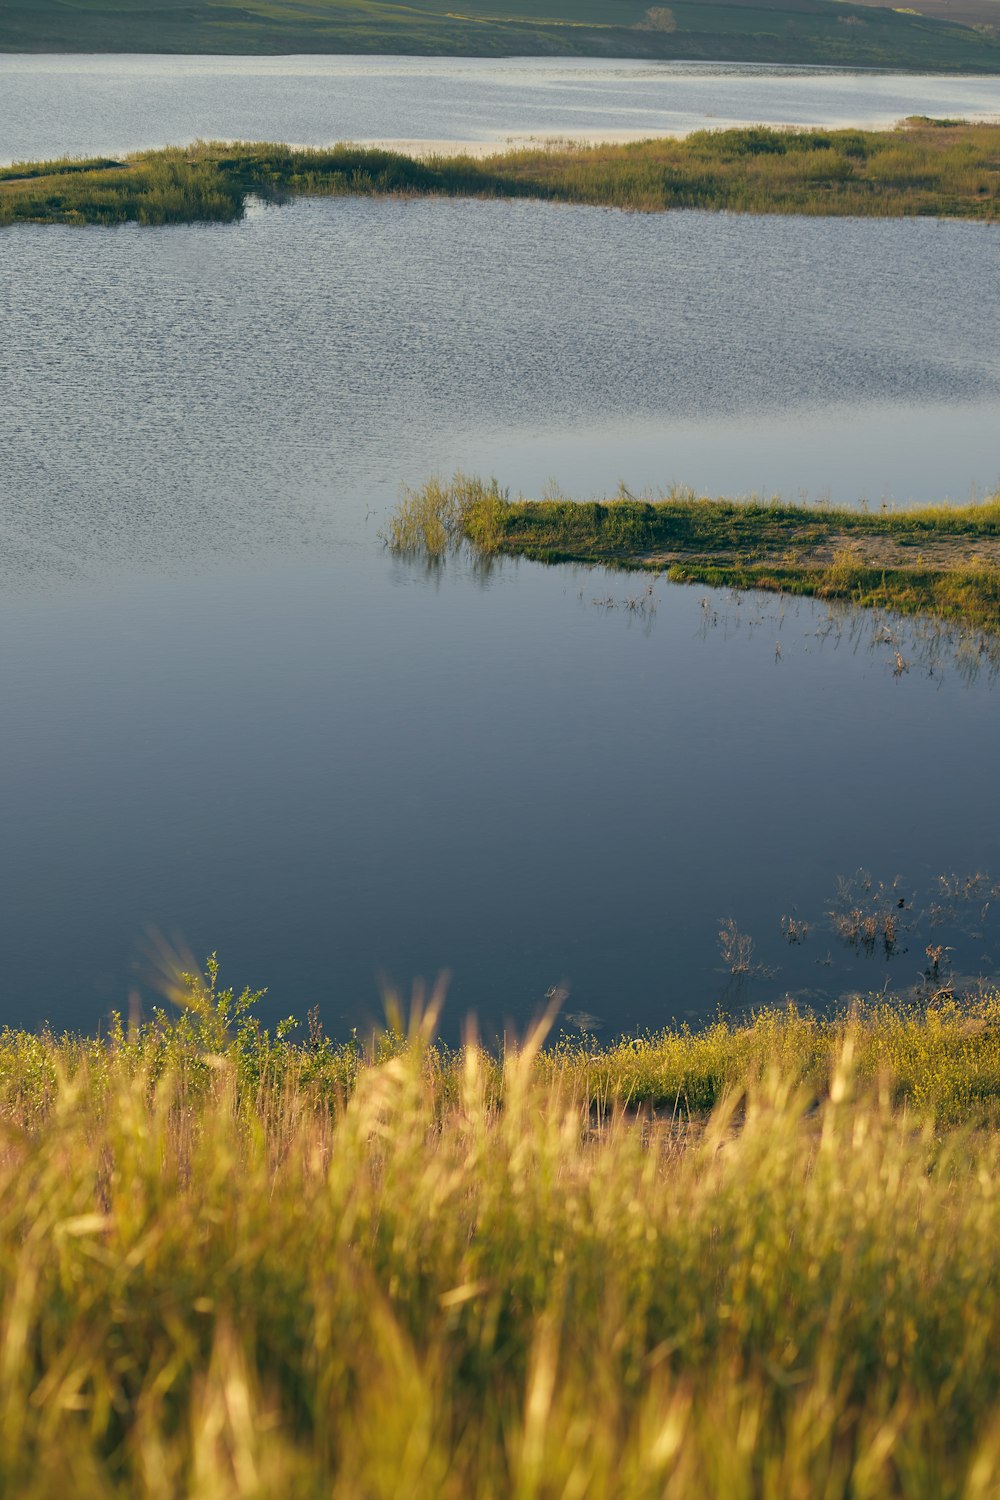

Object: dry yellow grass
[3,974,1000,1496]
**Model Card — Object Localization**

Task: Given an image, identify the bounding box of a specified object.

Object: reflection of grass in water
[7,971,1000,1493]
[388,473,1000,634]
[578,576,1000,679]
[673,555,1000,635]
[4,121,1000,227]
[763,863,1000,1003]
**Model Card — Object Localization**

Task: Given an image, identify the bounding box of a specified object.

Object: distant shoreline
[1,0,999,73]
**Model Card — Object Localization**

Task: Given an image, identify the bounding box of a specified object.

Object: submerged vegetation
[3,120,1000,228]
[387,474,1000,633]
[5,968,1000,1495]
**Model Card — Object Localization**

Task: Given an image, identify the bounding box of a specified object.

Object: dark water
[1,54,999,165]
[2,193,1000,1037]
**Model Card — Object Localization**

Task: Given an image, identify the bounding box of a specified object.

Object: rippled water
[3,200,999,591]
[1,54,999,164]
[2,68,1000,1034]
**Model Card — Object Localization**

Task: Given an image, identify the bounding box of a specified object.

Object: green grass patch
[5,967,1000,1493]
[387,475,1000,633]
[4,120,1000,227]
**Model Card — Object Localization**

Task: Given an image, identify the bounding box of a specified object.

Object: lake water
[1,62,999,1036]
[2,55,1000,165]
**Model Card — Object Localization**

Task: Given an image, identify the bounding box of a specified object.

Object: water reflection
[547,557,1000,687]
[0,544,997,1036]
[394,550,1000,1027]
[2,182,1000,1033]
[713,860,1000,1021]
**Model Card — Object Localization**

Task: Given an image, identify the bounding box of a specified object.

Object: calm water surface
[1,55,999,163]
[2,71,1000,1034]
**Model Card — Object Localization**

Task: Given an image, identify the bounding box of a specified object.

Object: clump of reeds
[833,904,903,954]
[718,915,756,973]
[382,473,508,560]
[829,871,909,957]
[781,911,811,944]
[381,474,461,559]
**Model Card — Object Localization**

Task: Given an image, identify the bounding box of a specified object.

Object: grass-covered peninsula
[3,120,1000,228]
[4,966,1000,1497]
[2,0,998,70]
[388,475,1000,633]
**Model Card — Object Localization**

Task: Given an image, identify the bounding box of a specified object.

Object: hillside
[1,0,999,70]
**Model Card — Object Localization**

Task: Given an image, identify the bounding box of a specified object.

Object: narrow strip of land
[3,120,1000,227]
[388,476,1000,632]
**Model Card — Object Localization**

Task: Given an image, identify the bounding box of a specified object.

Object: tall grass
[4,122,1000,228]
[382,473,508,560]
[3,971,1000,1495]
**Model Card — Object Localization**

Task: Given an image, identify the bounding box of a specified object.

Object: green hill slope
[1,0,998,70]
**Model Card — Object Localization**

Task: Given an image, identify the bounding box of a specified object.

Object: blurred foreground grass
[4,962,1000,1496]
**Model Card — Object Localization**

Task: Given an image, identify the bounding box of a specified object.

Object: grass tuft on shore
[3,970,1000,1495]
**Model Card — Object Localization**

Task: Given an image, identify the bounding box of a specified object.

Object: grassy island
[3,967,1000,1496]
[1,0,998,71]
[387,475,1000,633]
[3,120,1000,228]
